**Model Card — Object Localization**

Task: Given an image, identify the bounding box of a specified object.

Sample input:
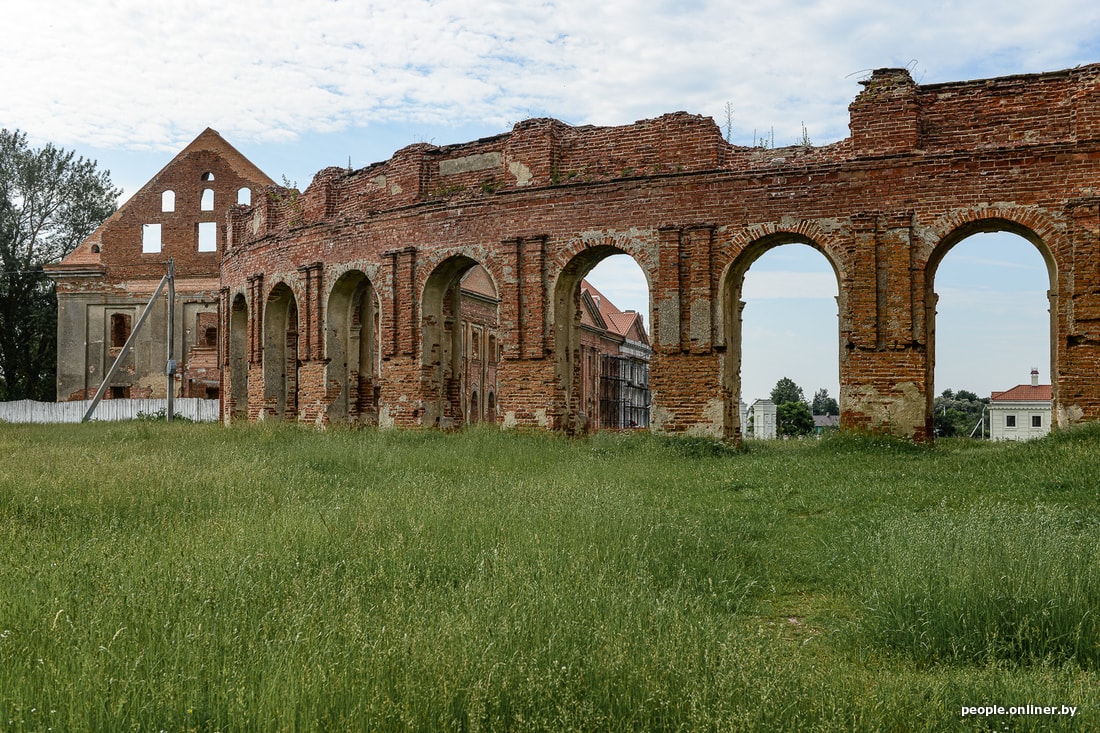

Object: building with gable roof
[578,280,651,429]
[45,129,275,403]
[989,369,1052,441]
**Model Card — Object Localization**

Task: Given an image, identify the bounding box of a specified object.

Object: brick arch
[419,253,501,428]
[227,291,249,421]
[262,281,300,421]
[325,269,381,426]
[719,221,848,286]
[549,232,656,434]
[923,207,1062,284]
[921,209,1062,427]
[717,225,843,442]
[549,228,658,288]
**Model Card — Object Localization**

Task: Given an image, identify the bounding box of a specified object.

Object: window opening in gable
[237,187,252,205]
[202,172,215,181]
[201,188,214,211]
[162,190,175,212]
[142,223,162,253]
[198,222,217,252]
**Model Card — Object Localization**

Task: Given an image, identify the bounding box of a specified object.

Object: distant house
[578,280,651,428]
[989,369,1052,441]
[749,399,777,439]
[813,414,840,435]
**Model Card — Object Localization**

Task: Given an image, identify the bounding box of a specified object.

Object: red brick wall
[221,63,1100,441]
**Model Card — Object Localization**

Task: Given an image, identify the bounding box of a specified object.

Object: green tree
[0,129,118,400]
[934,389,990,438]
[812,387,839,416]
[777,400,814,437]
[770,377,804,406]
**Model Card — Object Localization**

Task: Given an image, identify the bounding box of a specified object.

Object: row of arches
[223,220,1054,437]
[227,258,506,428]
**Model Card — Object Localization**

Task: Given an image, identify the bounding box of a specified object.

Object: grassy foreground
[1,422,1099,732]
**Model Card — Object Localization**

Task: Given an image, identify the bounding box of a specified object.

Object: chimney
[1031,368,1039,387]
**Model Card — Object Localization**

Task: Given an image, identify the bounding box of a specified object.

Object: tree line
[0,129,118,401]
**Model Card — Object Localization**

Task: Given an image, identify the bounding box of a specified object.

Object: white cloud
[742,271,838,300]
[6,0,1099,153]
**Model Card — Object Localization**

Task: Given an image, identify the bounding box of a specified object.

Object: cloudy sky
[6,0,1098,403]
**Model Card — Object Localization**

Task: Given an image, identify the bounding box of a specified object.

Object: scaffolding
[599,354,650,429]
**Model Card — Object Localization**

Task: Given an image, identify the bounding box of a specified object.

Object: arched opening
[469,391,480,424]
[421,258,500,428]
[723,239,840,441]
[229,294,248,419]
[325,271,379,425]
[554,248,652,433]
[161,190,175,213]
[927,227,1054,440]
[237,187,252,206]
[263,283,299,421]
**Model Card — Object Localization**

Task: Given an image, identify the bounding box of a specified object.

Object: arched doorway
[263,283,299,421]
[927,226,1055,439]
[229,293,248,419]
[421,258,500,428]
[326,271,379,425]
[723,237,840,441]
[554,248,652,433]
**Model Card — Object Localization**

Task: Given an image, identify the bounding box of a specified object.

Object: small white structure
[989,369,1052,441]
[749,399,777,439]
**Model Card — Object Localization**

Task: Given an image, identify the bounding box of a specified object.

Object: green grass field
[2,422,1099,732]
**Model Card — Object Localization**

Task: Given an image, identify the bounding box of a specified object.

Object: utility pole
[166,257,176,422]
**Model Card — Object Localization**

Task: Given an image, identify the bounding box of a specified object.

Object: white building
[749,399,777,439]
[989,369,1052,441]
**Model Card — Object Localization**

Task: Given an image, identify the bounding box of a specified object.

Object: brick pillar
[686,224,715,354]
[247,274,264,365]
[1063,201,1100,424]
[518,236,547,359]
[383,247,418,358]
[655,225,682,353]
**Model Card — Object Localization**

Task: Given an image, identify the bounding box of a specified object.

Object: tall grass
[1,422,1099,731]
[859,502,1100,668]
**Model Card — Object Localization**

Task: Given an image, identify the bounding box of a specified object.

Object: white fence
[0,399,220,424]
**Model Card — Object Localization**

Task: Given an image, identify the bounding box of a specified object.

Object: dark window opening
[111,313,132,348]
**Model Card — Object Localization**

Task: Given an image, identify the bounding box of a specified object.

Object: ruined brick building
[51,62,1100,441]
[46,130,275,401]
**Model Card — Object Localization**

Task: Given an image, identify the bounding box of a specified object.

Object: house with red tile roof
[578,280,651,428]
[989,369,1052,441]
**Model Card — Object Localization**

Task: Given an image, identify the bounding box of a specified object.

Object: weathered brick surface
[221,63,1100,441]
